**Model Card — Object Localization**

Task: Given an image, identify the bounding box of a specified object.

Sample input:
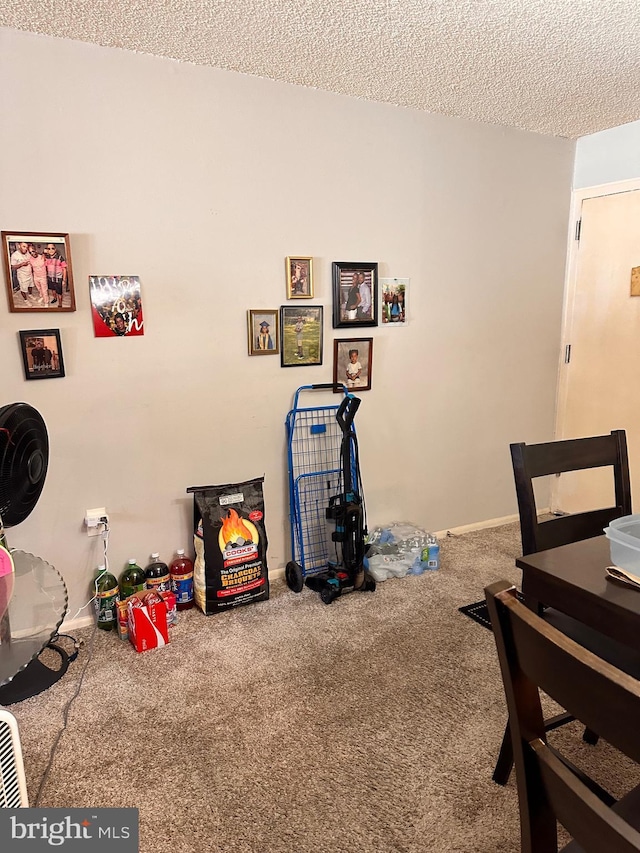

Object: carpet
[8,520,640,853]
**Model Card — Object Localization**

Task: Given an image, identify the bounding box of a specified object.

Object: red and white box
[127,591,170,653]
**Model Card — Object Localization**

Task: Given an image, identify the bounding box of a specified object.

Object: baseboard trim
[60,613,95,632]
[433,513,520,538]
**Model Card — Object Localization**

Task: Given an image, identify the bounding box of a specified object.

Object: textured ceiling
[2,0,640,138]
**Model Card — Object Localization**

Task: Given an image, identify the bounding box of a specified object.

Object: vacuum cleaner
[304,393,376,604]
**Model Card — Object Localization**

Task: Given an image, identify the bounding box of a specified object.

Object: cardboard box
[159,590,177,627]
[127,591,170,653]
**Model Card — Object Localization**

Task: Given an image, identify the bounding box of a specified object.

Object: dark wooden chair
[511,430,631,557]
[486,580,640,853]
[493,429,637,785]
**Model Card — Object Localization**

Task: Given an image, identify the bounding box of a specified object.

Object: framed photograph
[380,277,408,324]
[286,256,314,299]
[89,276,144,337]
[332,261,378,328]
[2,231,75,312]
[333,338,373,392]
[19,329,65,380]
[248,309,280,355]
[281,305,323,367]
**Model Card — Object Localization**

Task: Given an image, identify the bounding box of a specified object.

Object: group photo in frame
[19,329,65,380]
[333,338,373,392]
[332,261,378,328]
[2,231,76,312]
[281,305,323,367]
[380,277,408,324]
[89,275,144,338]
[248,309,280,355]
[286,256,314,299]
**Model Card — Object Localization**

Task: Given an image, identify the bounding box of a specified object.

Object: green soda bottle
[94,565,119,631]
[119,558,145,600]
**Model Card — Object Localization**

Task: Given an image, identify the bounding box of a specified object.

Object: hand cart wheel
[285,561,304,593]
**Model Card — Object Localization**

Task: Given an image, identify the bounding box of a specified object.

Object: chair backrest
[510,430,631,555]
[0,707,29,807]
[486,580,640,853]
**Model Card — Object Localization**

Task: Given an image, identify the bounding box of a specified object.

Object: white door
[554,186,640,513]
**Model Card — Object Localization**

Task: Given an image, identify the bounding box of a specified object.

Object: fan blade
[0,403,49,528]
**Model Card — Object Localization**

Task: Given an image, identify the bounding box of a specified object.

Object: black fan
[0,403,49,529]
[0,403,71,706]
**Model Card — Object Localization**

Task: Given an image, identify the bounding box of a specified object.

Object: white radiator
[0,707,29,807]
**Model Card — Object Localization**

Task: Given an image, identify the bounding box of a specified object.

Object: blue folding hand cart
[285,383,375,604]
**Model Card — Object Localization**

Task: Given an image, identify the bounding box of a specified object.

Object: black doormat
[458,591,525,632]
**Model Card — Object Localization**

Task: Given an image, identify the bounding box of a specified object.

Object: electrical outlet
[85,507,108,537]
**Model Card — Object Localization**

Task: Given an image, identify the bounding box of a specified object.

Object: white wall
[0,29,575,622]
[574,120,640,188]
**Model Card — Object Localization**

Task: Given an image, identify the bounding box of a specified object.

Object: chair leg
[492,723,514,786]
[492,715,589,785]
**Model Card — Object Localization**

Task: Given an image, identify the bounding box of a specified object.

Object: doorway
[553,181,640,513]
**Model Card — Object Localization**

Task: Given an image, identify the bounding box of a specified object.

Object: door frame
[554,177,640,443]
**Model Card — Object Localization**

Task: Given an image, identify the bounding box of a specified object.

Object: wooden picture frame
[248,309,280,355]
[280,305,323,367]
[286,256,314,299]
[19,329,65,380]
[333,338,373,391]
[2,231,76,312]
[332,261,378,328]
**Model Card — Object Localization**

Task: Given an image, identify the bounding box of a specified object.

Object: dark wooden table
[517,535,640,650]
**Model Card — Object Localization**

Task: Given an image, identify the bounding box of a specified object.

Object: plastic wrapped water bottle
[421,534,440,571]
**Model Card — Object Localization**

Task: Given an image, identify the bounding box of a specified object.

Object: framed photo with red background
[89,275,144,337]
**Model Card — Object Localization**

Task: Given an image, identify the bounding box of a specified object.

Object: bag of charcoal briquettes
[187,477,269,615]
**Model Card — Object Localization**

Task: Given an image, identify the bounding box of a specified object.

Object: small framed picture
[333,338,373,392]
[89,276,144,337]
[19,329,65,380]
[286,256,314,299]
[248,309,280,355]
[281,305,323,367]
[332,261,378,328]
[380,277,408,324]
[2,231,76,312]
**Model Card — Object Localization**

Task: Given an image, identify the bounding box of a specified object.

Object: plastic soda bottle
[170,549,194,611]
[119,558,146,600]
[145,553,171,593]
[94,565,119,630]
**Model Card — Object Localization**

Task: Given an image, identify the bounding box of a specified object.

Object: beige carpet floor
[8,522,640,852]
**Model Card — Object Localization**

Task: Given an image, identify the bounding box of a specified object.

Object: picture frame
[248,309,280,355]
[332,261,378,328]
[2,231,76,312]
[281,305,323,367]
[89,275,144,337]
[380,277,408,324]
[286,256,314,299]
[19,329,65,380]
[333,338,373,392]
